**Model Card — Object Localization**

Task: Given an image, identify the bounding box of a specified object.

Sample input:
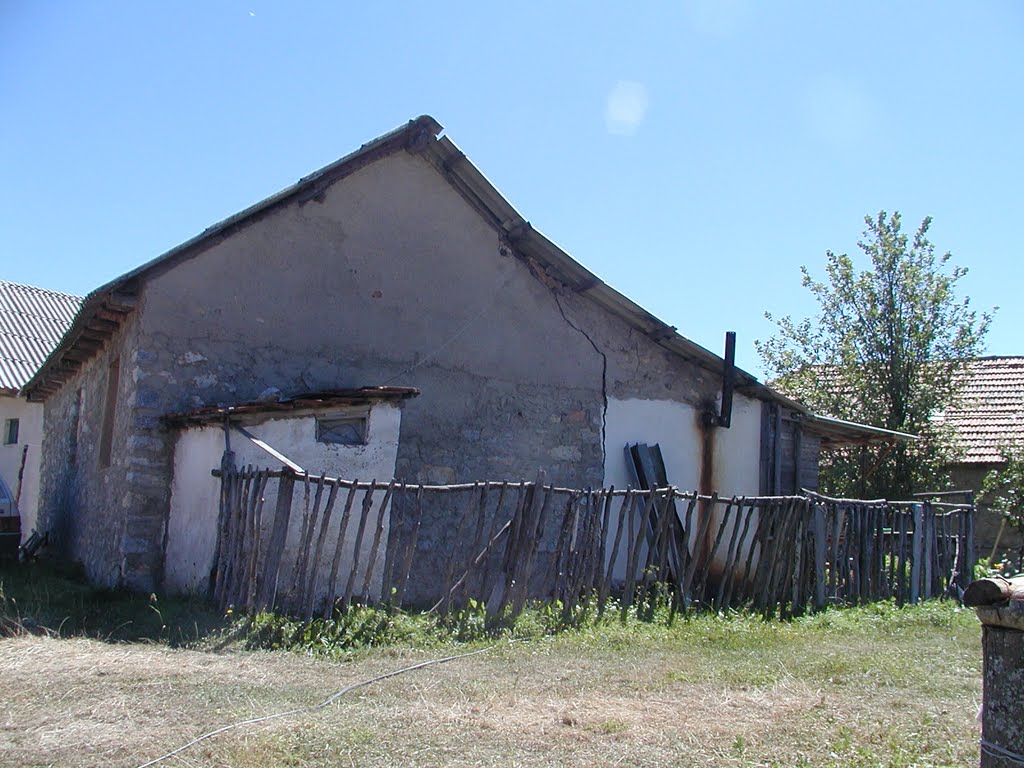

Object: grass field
[0,563,983,767]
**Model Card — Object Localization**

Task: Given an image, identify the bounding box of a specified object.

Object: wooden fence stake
[812,502,827,610]
[393,484,425,609]
[342,481,377,609]
[359,480,396,604]
[255,468,296,612]
[302,479,341,620]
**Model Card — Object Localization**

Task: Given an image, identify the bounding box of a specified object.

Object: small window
[3,419,18,445]
[70,388,84,465]
[99,358,120,468]
[316,416,367,445]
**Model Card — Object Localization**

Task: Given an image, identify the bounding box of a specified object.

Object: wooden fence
[209,466,976,623]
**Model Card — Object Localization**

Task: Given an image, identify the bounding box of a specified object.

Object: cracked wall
[42,148,742,596]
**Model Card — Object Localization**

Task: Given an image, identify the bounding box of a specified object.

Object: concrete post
[980,624,1024,767]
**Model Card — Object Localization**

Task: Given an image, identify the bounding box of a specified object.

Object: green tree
[981,445,1024,569]
[757,211,993,499]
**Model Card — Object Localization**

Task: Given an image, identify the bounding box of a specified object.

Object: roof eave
[162,386,420,428]
[23,114,802,411]
[420,135,798,404]
[804,413,920,445]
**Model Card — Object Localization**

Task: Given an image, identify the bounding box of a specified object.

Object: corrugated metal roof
[0,280,82,393]
[934,357,1024,464]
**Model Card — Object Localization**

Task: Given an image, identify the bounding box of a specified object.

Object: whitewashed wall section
[165,403,402,596]
[601,393,763,581]
[0,396,44,542]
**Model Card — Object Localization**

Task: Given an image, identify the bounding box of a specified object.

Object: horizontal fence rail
[209,466,976,623]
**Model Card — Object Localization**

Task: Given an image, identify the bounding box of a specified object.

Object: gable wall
[45,147,736,594]
[137,147,721,479]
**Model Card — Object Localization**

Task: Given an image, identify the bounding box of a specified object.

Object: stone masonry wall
[44,147,734,597]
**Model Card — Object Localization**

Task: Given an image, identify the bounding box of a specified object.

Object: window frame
[315,408,370,446]
[2,418,18,446]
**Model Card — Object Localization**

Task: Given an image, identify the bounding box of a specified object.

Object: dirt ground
[0,622,982,768]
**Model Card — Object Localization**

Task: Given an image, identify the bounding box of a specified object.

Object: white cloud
[605,81,649,136]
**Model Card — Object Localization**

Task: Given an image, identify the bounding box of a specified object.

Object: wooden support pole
[243,471,270,612]
[475,482,511,604]
[965,497,977,588]
[380,483,405,603]
[622,490,657,619]
[715,497,746,612]
[507,478,552,622]
[680,492,718,607]
[290,473,325,609]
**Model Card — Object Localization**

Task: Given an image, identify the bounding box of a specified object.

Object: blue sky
[2,2,1021,378]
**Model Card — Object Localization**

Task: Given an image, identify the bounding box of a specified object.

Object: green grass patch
[0,557,979,671]
[0,560,226,644]
[0,562,983,767]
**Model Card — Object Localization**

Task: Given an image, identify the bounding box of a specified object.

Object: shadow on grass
[0,559,228,646]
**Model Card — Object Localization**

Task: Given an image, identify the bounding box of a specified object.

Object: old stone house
[935,356,1024,557]
[24,116,893,594]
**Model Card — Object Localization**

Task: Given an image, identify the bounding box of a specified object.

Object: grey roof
[24,116,806,414]
[0,280,82,394]
[22,116,895,449]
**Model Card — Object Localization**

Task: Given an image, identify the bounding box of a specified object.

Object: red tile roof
[936,357,1024,465]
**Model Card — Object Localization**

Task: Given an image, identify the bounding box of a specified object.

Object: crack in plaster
[552,292,608,474]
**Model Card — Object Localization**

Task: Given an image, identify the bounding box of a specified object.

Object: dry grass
[0,602,982,768]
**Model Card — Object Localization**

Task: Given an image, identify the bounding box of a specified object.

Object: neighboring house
[936,356,1024,556]
[23,116,899,596]
[0,280,82,542]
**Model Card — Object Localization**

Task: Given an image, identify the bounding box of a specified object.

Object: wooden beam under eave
[64,347,99,362]
[93,308,126,324]
[85,318,120,333]
[72,335,103,349]
[78,328,108,343]
[105,291,137,311]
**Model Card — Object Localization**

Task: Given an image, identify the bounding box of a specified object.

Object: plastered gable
[40,142,738,592]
